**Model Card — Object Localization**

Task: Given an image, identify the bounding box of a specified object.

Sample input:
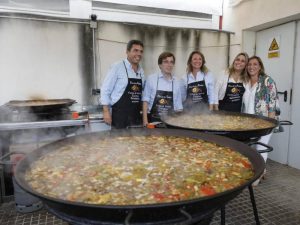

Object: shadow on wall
[97,21,229,81]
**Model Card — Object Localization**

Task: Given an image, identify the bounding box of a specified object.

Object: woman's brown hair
[186,50,208,74]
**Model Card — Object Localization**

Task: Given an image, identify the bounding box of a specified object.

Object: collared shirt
[214,72,245,104]
[142,72,183,113]
[180,71,215,104]
[100,59,145,106]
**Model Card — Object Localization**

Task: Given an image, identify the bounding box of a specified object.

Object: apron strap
[122,61,129,79]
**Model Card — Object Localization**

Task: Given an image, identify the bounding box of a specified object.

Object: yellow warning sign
[268,52,280,58]
[269,38,279,51]
[268,37,280,58]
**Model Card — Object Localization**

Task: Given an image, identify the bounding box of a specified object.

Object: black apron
[111,61,142,129]
[184,75,208,108]
[148,76,174,123]
[219,77,245,112]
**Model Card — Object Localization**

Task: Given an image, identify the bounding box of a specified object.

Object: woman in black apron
[214,52,248,112]
[218,77,245,112]
[142,52,183,126]
[112,61,143,128]
[185,74,208,108]
[181,51,214,110]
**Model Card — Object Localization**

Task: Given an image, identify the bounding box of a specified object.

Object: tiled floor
[211,160,300,225]
[1,160,300,225]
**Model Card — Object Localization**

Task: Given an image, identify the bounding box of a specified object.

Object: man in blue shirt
[142,52,183,126]
[100,40,144,129]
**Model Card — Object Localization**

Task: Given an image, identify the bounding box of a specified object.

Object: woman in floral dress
[242,56,279,185]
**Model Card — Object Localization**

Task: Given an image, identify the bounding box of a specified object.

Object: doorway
[255,21,300,169]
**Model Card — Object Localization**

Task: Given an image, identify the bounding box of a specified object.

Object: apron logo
[192,87,200,93]
[131,85,140,92]
[231,87,239,94]
[159,99,168,105]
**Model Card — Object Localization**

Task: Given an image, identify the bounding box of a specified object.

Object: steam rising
[22,131,254,205]
[0,104,80,176]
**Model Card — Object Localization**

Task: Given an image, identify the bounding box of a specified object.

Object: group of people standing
[101,39,279,130]
[215,52,279,124]
[100,39,279,177]
[100,40,216,128]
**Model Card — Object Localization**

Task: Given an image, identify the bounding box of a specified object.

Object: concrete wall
[97,21,229,85]
[0,16,94,106]
[0,18,230,107]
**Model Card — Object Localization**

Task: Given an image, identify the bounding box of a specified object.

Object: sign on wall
[268,36,280,58]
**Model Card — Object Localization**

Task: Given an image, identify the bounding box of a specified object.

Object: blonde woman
[214,52,249,112]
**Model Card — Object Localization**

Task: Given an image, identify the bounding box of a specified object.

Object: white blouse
[242,82,257,114]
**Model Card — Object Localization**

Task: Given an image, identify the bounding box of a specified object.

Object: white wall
[94,0,223,15]
[0,17,94,105]
[0,17,230,107]
[92,0,221,30]
[97,21,229,85]
[222,0,300,59]
[289,21,300,168]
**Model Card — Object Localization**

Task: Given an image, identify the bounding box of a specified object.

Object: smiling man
[100,40,145,129]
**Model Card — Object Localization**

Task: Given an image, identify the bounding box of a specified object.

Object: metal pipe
[90,14,100,99]
[0,14,89,25]
[0,119,88,131]
[92,27,97,89]
[227,32,231,67]
[0,118,104,131]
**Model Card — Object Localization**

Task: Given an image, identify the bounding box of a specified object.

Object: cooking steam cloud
[0,105,78,174]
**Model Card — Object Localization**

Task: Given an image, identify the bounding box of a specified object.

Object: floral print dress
[243,75,280,117]
[254,75,279,117]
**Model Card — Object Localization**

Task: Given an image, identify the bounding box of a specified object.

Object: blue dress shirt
[180,71,215,104]
[142,72,183,113]
[100,59,144,106]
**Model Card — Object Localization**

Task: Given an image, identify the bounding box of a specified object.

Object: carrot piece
[200,185,216,196]
[153,193,166,201]
[241,160,251,168]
